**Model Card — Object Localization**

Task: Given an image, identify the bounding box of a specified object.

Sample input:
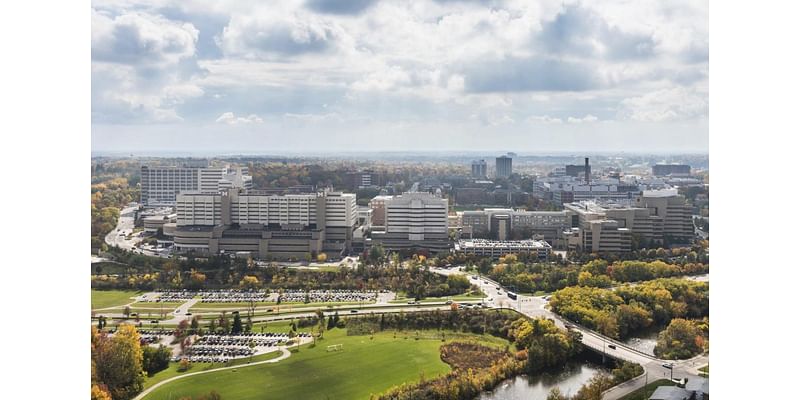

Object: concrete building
[471,160,488,178]
[169,189,358,260]
[140,165,252,206]
[495,156,512,179]
[143,213,177,233]
[635,189,694,243]
[368,195,393,227]
[565,157,591,183]
[455,239,551,259]
[563,189,693,252]
[344,170,384,190]
[461,209,568,244]
[370,192,450,252]
[652,164,691,177]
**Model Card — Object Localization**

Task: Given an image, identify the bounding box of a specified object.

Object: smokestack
[584,157,590,184]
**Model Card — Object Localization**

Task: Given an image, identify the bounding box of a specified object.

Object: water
[624,329,660,356]
[479,360,608,400]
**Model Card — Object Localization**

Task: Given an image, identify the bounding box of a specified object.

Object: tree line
[549,278,709,341]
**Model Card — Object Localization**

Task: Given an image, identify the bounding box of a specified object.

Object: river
[479,357,609,400]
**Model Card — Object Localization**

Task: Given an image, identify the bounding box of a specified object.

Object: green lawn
[618,379,677,400]
[91,290,142,309]
[143,329,482,400]
[143,351,283,389]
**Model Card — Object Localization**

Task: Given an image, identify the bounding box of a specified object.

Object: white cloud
[215,112,263,125]
[567,114,599,124]
[91,8,203,123]
[92,0,708,152]
[619,86,708,122]
[527,115,564,124]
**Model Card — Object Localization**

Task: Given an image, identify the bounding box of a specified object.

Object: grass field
[143,351,283,390]
[91,290,143,309]
[143,328,495,400]
[618,379,677,400]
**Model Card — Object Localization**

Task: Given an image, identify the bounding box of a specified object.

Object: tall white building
[370,192,450,252]
[140,165,252,206]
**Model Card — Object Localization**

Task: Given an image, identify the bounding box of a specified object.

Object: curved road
[133,346,298,400]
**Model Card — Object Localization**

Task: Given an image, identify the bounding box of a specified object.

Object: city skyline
[92,0,708,153]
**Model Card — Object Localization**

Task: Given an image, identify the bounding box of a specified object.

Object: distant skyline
[92,0,708,153]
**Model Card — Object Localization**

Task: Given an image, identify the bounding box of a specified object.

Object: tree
[92,324,144,400]
[190,316,200,335]
[142,345,171,376]
[231,313,243,334]
[123,305,131,318]
[239,275,260,289]
[654,318,705,359]
[91,384,112,400]
[316,253,328,262]
[315,309,326,340]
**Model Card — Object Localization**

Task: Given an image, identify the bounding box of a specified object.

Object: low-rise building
[455,239,551,259]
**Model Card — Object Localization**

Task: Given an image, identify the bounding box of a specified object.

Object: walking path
[132,345,298,400]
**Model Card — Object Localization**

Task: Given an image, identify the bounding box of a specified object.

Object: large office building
[652,164,691,177]
[369,192,450,252]
[455,239,551,259]
[140,165,252,206]
[562,189,693,252]
[471,160,488,179]
[167,188,358,260]
[495,156,513,179]
[460,209,567,244]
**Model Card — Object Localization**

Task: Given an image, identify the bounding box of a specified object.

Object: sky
[91,0,709,154]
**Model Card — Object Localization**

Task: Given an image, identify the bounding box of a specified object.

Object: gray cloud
[92,11,198,66]
[305,0,379,15]
[463,57,603,93]
[535,5,655,61]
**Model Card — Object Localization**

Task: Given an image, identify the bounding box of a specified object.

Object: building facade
[455,239,551,259]
[369,192,450,252]
[495,156,513,179]
[652,164,691,177]
[168,189,358,260]
[140,165,252,206]
[471,160,488,178]
[460,208,568,244]
[563,189,693,252]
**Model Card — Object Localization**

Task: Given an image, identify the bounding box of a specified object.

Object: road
[104,204,141,251]
[131,344,306,400]
[431,267,708,400]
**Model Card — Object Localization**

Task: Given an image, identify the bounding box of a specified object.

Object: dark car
[607,344,616,350]
[350,309,358,313]
[185,312,192,316]
[150,320,159,324]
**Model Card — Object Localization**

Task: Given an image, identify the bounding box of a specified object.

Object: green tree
[231,313,243,334]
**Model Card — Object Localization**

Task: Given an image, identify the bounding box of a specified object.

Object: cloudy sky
[91,0,708,154]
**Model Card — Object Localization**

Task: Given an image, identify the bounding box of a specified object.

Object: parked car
[608,344,616,350]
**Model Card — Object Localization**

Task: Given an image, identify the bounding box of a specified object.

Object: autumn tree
[92,324,144,400]
[654,318,705,359]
